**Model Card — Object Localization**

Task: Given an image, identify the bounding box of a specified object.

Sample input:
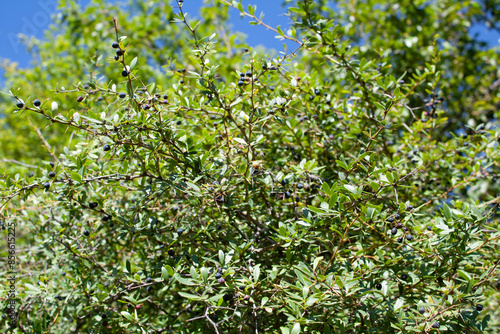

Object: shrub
[1,0,499,333]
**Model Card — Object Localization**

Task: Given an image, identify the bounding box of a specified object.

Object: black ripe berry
[237,80,244,87]
[223,293,233,302]
[297,183,304,189]
[48,171,55,178]
[43,182,50,189]
[119,92,126,98]
[240,72,245,77]
[116,50,123,56]
[89,202,98,209]
[246,70,252,77]
[33,99,41,107]
[314,88,321,95]
[16,101,24,108]
[476,304,483,311]
[215,272,222,279]
[406,234,413,241]
[83,230,90,237]
[418,306,425,314]
[103,144,111,151]
[432,322,439,328]
[375,283,382,290]
[122,70,129,77]
[114,55,119,61]
[176,228,184,235]
[168,249,175,256]
[112,42,119,48]
[218,277,225,284]
[394,213,401,219]
[146,277,152,283]
[401,273,408,280]
[77,96,84,103]
[387,217,394,223]
[391,227,397,235]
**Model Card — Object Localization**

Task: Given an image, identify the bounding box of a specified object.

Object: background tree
[1,0,499,333]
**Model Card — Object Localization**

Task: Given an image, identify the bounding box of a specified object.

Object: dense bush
[1,0,499,333]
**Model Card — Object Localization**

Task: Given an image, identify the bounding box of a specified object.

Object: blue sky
[0,0,499,84]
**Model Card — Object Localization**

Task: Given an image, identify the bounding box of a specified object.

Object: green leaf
[291,322,301,334]
[130,57,138,71]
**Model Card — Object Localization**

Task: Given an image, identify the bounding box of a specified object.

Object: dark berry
[48,171,55,178]
[237,80,244,87]
[218,277,225,284]
[114,55,119,61]
[396,222,403,228]
[406,234,413,241]
[391,227,397,235]
[176,228,184,234]
[168,250,175,256]
[16,101,24,108]
[418,306,425,314]
[112,42,119,48]
[116,50,123,56]
[401,273,408,280]
[143,104,151,110]
[375,283,382,290]
[246,71,252,77]
[83,230,90,237]
[427,225,432,231]
[33,99,41,107]
[122,70,129,77]
[476,304,483,311]
[432,322,439,328]
[49,162,55,167]
[297,183,303,189]
[314,88,321,95]
[103,144,111,151]
[89,202,98,209]
[215,272,222,279]
[397,237,403,243]
[77,96,84,103]
[223,293,233,302]
[43,182,50,189]
[102,215,111,222]
[119,92,126,98]
[146,277,152,283]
